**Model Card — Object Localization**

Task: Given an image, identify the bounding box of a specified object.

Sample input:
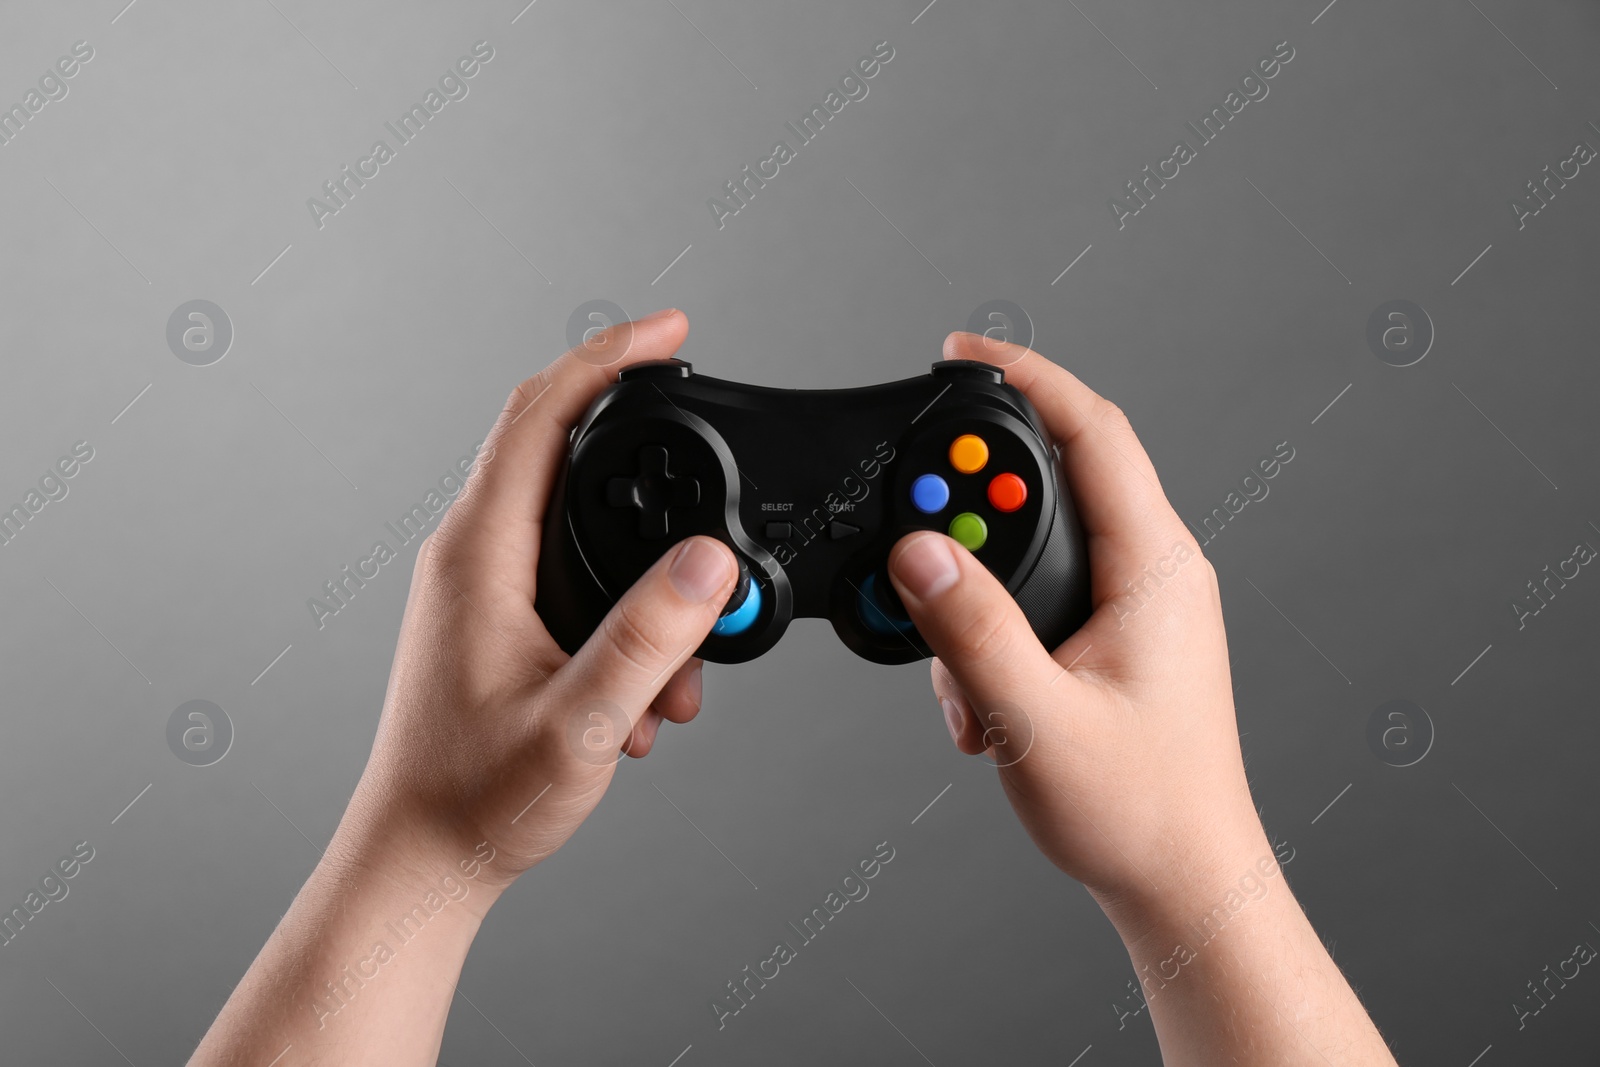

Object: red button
[988,473,1027,512]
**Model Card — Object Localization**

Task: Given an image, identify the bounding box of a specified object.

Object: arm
[188,310,740,1065]
[886,331,1396,1066]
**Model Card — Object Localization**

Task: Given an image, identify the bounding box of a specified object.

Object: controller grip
[1013,459,1093,650]
[535,466,613,655]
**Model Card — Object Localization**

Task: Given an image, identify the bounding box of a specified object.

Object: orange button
[949,434,988,474]
[988,473,1027,512]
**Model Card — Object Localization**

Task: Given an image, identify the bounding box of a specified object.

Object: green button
[948,512,987,551]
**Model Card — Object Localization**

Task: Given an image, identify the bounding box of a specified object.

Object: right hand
[888,332,1270,918]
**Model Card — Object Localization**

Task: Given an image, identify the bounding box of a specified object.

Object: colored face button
[949,434,989,474]
[987,473,1027,513]
[948,512,988,551]
[911,473,949,514]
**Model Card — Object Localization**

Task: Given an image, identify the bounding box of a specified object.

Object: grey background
[2,0,1598,1063]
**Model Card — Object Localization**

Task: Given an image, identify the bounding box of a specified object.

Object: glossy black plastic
[535,359,1092,664]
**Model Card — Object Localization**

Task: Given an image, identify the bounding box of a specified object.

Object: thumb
[887,532,1062,714]
[550,537,737,752]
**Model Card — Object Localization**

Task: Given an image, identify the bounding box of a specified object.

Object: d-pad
[606,445,700,539]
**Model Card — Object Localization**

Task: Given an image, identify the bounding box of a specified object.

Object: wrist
[199,797,502,1056]
[325,791,510,928]
[1091,819,1281,951]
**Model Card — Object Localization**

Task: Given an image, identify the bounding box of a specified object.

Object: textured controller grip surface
[1012,456,1092,652]
[535,472,614,656]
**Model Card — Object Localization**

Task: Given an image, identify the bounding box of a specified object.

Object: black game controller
[535,359,1091,664]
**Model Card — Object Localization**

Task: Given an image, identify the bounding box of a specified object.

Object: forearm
[188,813,502,1067]
[1101,833,1395,1067]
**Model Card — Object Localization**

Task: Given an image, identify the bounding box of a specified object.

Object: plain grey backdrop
[3,0,1599,1063]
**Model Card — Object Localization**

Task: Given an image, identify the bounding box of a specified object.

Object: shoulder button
[931,360,1004,384]
[618,359,693,382]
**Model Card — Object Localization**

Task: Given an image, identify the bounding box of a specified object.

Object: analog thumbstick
[712,556,762,636]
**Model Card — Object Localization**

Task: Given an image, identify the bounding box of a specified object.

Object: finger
[623,710,663,759]
[930,658,987,756]
[627,660,701,757]
[410,532,569,687]
[431,309,691,596]
[888,532,1076,710]
[943,331,1196,587]
[550,537,736,748]
[650,660,705,725]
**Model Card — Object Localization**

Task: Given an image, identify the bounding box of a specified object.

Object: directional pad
[606,445,700,539]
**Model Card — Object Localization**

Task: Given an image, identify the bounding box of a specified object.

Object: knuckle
[1193,557,1224,609]
[1091,395,1130,433]
[601,600,674,675]
[417,528,457,579]
[428,512,466,556]
[423,516,475,583]
[501,383,530,422]
[953,601,1017,667]
[1168,541,1217,597]
[502,366,556,422]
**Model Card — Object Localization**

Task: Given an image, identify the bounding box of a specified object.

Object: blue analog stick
[712,579,762,636]
[858,572,915,635]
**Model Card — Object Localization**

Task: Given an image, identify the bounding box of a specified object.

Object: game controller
[535,359,1092,664]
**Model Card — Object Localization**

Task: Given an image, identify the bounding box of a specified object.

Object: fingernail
[894,535,960,600]
[941,698,962,745]
[669,538,732,602]
[687,662,703,706]
[638,307,679,324]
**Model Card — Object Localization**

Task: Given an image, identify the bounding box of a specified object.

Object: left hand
[335,309,737,896]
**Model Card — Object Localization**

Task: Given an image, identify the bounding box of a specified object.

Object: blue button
[712,580,762,636]
[858,572,915,636]
[911,474,949,514]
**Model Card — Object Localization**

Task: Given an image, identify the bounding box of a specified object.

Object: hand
[338,308,739,895]
[190,310,743,1066]
[887,332,1397,1065]
[888,331,1264,917]
[195,320,1394,1067]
